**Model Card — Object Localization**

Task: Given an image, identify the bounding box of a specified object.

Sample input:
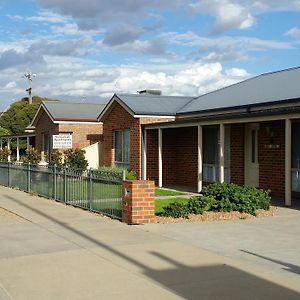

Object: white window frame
[114,129,130,169]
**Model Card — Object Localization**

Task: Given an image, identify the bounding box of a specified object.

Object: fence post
[122,169,126,181]
[64,168,67,203]
[88,170,93,210]
[53,165,57,200]
[27,163,31,192]
[7,161,11,187]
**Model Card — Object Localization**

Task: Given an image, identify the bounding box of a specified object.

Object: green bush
[97,166,137,180]
[64,148,88,170]
[0,147,11,162]
[201,182,271,215]
[21,146,41,165]
[162,202,189,218]
[161,183,271,218]
[49,150,64,169]
[187,196,216,214]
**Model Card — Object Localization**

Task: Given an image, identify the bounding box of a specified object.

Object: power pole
[23,72,36,104]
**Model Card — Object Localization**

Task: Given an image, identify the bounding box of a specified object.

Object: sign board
[52,134,72,149]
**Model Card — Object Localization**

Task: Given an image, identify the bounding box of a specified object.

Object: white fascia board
[30,103,54,127]
[98,96,135,121]
[54,121,102,125]
[144,112,300,130]
[134,115,175,119]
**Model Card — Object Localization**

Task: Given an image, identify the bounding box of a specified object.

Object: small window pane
[123,130,130,163]
[115,131,122,162]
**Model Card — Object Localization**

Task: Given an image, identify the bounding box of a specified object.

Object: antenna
[23,71,36,104]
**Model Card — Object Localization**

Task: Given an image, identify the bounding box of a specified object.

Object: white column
[158,128,163,187]
[7,138,11,162]
[198,125,203,193]
[16,137,20,161]
[219,123,225,183]
[285,119,292,206]
[142,130,147,180]
[27,136,30,149]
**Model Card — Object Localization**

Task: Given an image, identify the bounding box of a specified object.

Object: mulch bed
[155,206,277,224]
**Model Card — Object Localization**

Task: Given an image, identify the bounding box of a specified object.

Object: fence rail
[0,162,123,219]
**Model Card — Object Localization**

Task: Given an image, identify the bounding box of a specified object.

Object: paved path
[0,186,300,299]
[144,206,300,280]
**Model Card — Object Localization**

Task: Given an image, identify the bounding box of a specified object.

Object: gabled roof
[178,66,300,114]
[99,66,300,121]
[98,93,195,120]
[30,101,106,127]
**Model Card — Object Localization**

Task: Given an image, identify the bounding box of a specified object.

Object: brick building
[28,101,105,166]
[99,67,300,206]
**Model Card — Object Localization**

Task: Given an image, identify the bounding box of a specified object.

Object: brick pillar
[122,180,155,224]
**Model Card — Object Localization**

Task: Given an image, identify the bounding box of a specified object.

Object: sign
[52,134,72,149]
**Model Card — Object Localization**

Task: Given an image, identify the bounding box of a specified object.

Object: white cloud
[285,27,300,39]
[4,81,17,89]
[190,0,255,33]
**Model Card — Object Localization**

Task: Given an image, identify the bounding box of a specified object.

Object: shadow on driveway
[4,194,300,300]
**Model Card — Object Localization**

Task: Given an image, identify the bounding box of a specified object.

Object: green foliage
[49,150,64,168]
[0,127,9,136]
[0,147,11,161]
[125,169,137,180]
[155,198,190,215]
[187,196,216,214]
[0,96,55,135]
[64,148,88,170]
[97,166,137,180]
[160,183,271,218]
[21,146,41,165]
[162,202,190,218]
[201,182,271,215]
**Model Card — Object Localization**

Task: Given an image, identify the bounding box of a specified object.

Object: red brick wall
[230,124,244,185]
[259,120,285,197]
[58,123,103,149]
[34,110,58,152]
[34,109,103,152]
[103,102,142,177]
[162,127,198,188]
[122,180,155,224]
[146,129,158,184]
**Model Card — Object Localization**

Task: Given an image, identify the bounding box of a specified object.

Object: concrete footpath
[0,186,300,300]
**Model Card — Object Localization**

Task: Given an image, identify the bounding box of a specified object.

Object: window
[114,129,130,169]
[43,133,50,153]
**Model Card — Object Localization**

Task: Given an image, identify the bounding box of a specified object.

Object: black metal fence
[0,162,123,219]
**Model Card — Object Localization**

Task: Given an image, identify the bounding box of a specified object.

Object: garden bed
[155,206,277,223]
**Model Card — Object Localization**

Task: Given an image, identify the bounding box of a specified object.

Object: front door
[245,123,259,187]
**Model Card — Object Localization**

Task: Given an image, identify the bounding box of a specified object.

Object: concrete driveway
[0,186,300,300]
[144,205,300,280]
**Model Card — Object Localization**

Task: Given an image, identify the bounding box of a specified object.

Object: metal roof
[42,101,106,121]
[114,94,195,116]
[178,66,300,114]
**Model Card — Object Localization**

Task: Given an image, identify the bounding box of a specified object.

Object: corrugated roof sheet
[178,66,300,114]
[115,94,195,116]
[43,101,106,121]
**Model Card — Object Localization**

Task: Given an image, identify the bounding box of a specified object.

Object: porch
[142,116,300,206]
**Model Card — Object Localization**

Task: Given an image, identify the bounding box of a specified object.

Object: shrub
[201,182,271,215]
[0,147,11,162]
[162,202,189,218]
[187,196,216,214]
[21,146,41,165]
[97,166,137,180]
[49,150,64,169]
[64,148,88,170]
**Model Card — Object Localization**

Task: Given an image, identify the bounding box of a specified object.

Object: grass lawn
[155,188,186,197]
[155,197,190,215]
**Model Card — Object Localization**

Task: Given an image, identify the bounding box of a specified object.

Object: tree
[0,96,56,135]
[0,127,9,136]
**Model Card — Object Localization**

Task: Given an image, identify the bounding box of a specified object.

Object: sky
[0,0,299,111]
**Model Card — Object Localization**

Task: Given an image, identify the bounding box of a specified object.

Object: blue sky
[0,0,299,111]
